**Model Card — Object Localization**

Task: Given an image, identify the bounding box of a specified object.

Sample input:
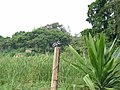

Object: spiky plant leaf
[69,45,85,66]
[70,63,88,74]
[97,33,105,79]
[112,47,120,61]
[102,63,120,86]
[69,45,91,72]
[83,74,96,90]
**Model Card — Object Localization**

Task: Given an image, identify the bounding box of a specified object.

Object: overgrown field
[0,35,120,90]
[0,53,88,90]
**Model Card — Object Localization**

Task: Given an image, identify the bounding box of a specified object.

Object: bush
[68,33,120,90]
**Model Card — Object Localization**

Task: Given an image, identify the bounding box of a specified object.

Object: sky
[0,0,95,37]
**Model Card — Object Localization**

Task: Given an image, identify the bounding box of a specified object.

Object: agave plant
[68,33,120,90]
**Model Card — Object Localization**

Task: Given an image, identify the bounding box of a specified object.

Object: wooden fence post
[51,47,60,90]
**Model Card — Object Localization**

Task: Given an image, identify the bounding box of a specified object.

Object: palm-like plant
[69,33,120,90]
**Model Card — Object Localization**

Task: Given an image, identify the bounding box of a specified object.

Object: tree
[0,22,71,53]
[85,0,120,44]
[87,0,110,33]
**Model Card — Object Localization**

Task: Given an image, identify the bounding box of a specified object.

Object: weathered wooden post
[51,41,61,90]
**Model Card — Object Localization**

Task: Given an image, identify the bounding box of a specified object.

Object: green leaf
[85,34,99,77]
[88,47,98,71]
[97,33,105,77]
[102,59,114,84]
[106,80,120,88]
[69,45,91,71]
[107,38,117,55]
[103,71,120,87]
[102,63,120,85]
[105,38,117,63]
[105,88,116,90]
[70,63,88,74]
[88,33,97,56]
[112,47,120,61]
[83,74,96,90]
[69,45,85,66]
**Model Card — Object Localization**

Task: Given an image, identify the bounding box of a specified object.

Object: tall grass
[0,53,87,90]
[0,54,52,90]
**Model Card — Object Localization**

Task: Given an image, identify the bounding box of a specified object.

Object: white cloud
[0,0,94,37]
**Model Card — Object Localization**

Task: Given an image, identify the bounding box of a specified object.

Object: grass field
[0,53,88,90]
[1,47,119,90]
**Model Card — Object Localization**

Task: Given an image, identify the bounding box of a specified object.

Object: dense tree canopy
[81,0,120,45]
[0,23,71,53]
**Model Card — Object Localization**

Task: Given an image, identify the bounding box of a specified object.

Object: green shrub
[69,33,120,90]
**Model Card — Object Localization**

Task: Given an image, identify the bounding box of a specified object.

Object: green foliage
[68,33,120,90]
[81,28,92,36]
[0,52,90,90]
[87,0,110,33]
[0,23,71,53]
[83,0,120,46]
[70,35,87,56]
